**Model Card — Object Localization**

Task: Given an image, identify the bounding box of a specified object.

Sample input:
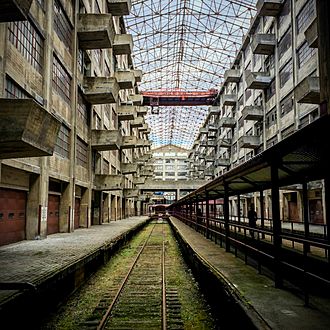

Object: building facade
[189,0,324,223]
[0,0,151,246]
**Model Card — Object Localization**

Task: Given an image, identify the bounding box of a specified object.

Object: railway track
[81,220,184,330]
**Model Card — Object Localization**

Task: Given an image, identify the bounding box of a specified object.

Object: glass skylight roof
[125,0,257,149]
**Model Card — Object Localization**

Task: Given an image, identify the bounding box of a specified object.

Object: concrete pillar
[317,0,330,115]
[224,182,230,252]
[59,182,73,232]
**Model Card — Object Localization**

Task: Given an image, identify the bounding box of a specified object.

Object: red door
[0,188,26,246]
[74,198,80,229]
[47,195,60,235]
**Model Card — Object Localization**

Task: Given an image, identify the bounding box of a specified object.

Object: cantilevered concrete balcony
[121,135,137,149]
[133,69,143,83]
[121,163,138,175]
[204,168,214,177]
[245,71,272,90]
[219,117,236,128]
[91,129,122,151]
[140,170,153,177]
[113,34,133,55]
[207,124,217,132]
[129,94,143,106]
[215,158,230,167]
[199,127,208,135]
[136,139,151,148]
[94,174,124,191]
[304,18,318,48]
[218,138,232,148]
[209,106,220,116]
[238,135,260,149]
[222,94,237,107]
[134,154,152,164]
[83,77,120,104]
[205,155,215,163]
[138,124,149,132]
[142,165,153,172]
[77,14,115,50]
[117,105,136,121]
[0,0,32,22]
[124,189,139,198]
[130,117,144,128]
[137,106,148,116]
[133,176,146,185]
[295,76,320,104]
[107,0,132,16]
[115,70,135,90]
[242,105,263,121]
[207,140,216,148]
[251,34,276,55]
[224,69,241,84]
[0,99,61,159]
[256,0,283,16]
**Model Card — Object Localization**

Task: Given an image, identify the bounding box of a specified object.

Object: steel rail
[162,222,167,330]
[97,223,157,330]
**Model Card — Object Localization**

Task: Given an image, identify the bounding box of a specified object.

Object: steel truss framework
[125,0,256,149]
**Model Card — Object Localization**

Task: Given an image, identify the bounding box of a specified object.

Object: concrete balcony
[209,106,220,116]
[207,140,216,148]
[224,69,240,84]
[117,105,136,121]
[142,165,153,172]
[218,138,232,148]
[136,139,151,148]
[0,99,61,159]
[199,127,208,134]
[133,176,146,185]
[121,163,138,175]
[137,106,148,116]
[245,71,272,90]
[115,70,135,90]
[140,170,153,177]
[238,135,260,149]
[77,14,115,50]
[121,135,137,149]
[251,34,276,55]
[295,76,320,104]
[0,0,32,22]
[83,77,120,104]
[207,124,217,132]
[94,174,124,191]
[91,130,122,151]
[304,18,318,48]
[129,94,143,106]
[215,158,230,167]
[130,117,144,128]
[242,105,263,121]
[107,0,132,16]
[124,189,139,198]
[222,94,237,106]
[256,0,283,16]
[138,124,149,132]
[205,155,215,163]
[219,117,236,128]
[204,168,214,177]
[133,69,143,83]
[113,34,133,55]
[134,154,152,164]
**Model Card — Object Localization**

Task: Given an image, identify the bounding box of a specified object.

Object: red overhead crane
[141,89,218,106]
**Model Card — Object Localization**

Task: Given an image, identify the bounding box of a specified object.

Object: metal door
[74,198,80,229]
[0,188,26,246]
[47,194,60,235]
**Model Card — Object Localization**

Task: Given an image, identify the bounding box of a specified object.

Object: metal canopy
[169,115,330,205]
[125,0,256,149]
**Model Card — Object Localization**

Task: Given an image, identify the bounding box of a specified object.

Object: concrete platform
[170,216,330,330]
[0,216,149,320]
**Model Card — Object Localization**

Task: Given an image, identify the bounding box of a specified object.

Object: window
[280,93,293,117]
[296,0,315,34]
[278,27,291,59]
[77,91,89,126]
[279,0,291,25]
[5,77,29,99]
[265,79,276,102]
[53,55,71,104]
[54,125,70,158]
[8,20,44,73]
[245,88,252,101]
[165,172,175,176]
[112,109,117,128]
[297,42,316,68]
[178,172,187,177]
[103,159,109,173]
[265,109,277,128]
[279,60,292,88]
[76,137,88,168]
[265,54,274,72]
[54,0,73,52]
[282,124,295,138]
[266,136,278,149]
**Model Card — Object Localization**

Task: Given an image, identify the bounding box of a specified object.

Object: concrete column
[59,182,73,232]
[317,0,330,115]
[224,182,230,252]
